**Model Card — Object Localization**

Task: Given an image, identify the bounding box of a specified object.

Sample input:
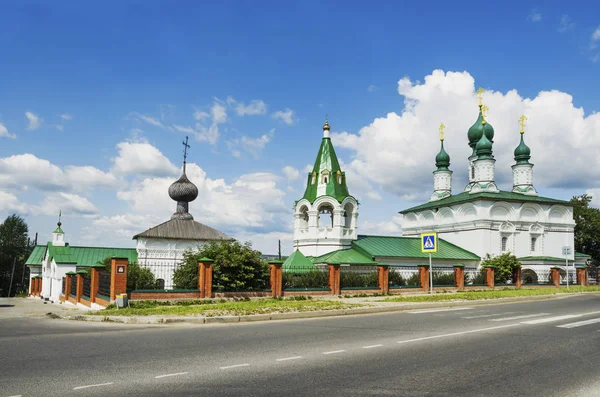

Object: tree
[173,241,269,291]
[481,253,521,284]
[0,215,30,297]
[571,194,600,264]
[98,257,158,290]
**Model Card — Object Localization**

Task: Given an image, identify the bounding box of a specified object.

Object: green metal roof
[400,190,572,214]
[313,247,377,265]
[25,243,138,267]
[25,245,47,266]
[575,252,590,258]
[518,256,565,262]
[282,250,319,273]
[352,235,480,261]
[300,134,351,204]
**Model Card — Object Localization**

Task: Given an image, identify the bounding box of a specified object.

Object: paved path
[0,297,86,319]
[1,294,599,396]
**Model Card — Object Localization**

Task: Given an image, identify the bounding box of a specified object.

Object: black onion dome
[168,172,198,203]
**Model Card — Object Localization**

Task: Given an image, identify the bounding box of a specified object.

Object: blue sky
[0,1,599,255]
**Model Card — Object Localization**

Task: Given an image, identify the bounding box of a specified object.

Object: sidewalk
[0,296,86,320]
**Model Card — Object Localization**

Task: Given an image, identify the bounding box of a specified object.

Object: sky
[0,0,599,256]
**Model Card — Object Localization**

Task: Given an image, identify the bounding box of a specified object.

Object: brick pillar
[576,266,588,286]
[484,266,495,289]
[110,257,128,301]
[551,267,560,287]
[328,264,341,295]
[198,258,215,298]
[90,267,101,303]
[268,260,284,297]
[418,264,430,291]
[65,274,72,298]
[76,273,83,302]
[38,278,42,296]
[377,265,389,294]
[514,268,522,288]
[454,265,465,290]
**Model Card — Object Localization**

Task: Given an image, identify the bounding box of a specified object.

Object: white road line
[220,363,250,370]
[397,323,520,345]
[461,312,517,319]
[322,350,346,355]
[557,318,600,329]
[409,307,474,314]
[8,395,23,397]
[276,356,303,361]
[155,372,188,379]
[521,314,580,325]
[489,313,549,322]
[362,344,383,349]
[73,382,114,390]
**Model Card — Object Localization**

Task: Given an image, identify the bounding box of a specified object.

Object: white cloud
[227,129,275,159]
[25,111,42,130]
[0,191,27,213]
[303,164,313,173]
[528,9,542,22]
[331,69,600,202]
[194,110,211,121]
[64,166,117,189]
[60,113,72,120]
[33,193,99,217]
[131,112,164,128]
[193,100,228,144]
[360,215,404,235]
[211,101,227,124]
[111,141,179,177]
[282,166,300,181]
[173,125,195,134]
[0,123,16,139]
[56,125,64,131]
[272,108,295,125]
[368,85,379,92]
[593,27,600,42]
[227,97,268,116]
[558,15,575,32]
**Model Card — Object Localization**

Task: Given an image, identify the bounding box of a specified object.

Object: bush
[481,253,522,284]
[340,271,378,288]
[283,270,329,289]
[432,271,456,286]
[127,263,158,290]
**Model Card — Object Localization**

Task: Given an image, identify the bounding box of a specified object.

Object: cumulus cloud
[331,69,600,203]
[528,9,542,22]
[0,123,15,139]
[111,141,179,177]
[282,166,300,181]
[60,113,72,120]
[226,129,275,159]
[193,100,228,144]
[227,97,268,116]
[0,191,27,213]
[272,108,295,125]
[33,193,99,217]
[25,111,42,130]
[360,215,404,235]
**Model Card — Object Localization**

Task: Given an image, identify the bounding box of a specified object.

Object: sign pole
[565,255,569,289]
[429,253,433,294]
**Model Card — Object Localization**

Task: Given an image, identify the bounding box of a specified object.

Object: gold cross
[481,104,488,119]
[477,87,485,106]
[438,123,446,141]
[518,114,527,134]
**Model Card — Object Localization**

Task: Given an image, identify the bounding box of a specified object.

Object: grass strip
[384,286,600,303]
[88,298,361,317]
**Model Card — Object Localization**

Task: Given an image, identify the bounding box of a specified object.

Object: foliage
[340,270,378,288]
[571,194,600,270]
[0,215,31,297]
[98,257,158,290]
[283,270,329,289]
[173,241,269,291]
[481,253,521,284]
[465,269,487,285]
[432,271,456,286]
[389,271,420,287]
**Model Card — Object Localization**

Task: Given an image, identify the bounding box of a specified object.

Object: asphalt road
[1,295,600,396]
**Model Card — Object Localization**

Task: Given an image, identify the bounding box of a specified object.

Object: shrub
[340,271,378,288]
[283,270,329,289]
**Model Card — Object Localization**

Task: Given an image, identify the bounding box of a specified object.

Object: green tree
[173,241,269,291]
[481,253,521,284]
[571,194,600,265]
[0,215,30,297]
[98,257,157,290]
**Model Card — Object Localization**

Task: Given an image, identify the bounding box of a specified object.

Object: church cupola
[169,136,199,220]
[512,115,538,196]
[430,123,453,202]
[52,211,66,247]
[293,118,359,257]
[466,100,499,194]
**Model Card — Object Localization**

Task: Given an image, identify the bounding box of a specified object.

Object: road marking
[73,382,114,390]
[322,350,346,355]
[557,318,600,329]
[397,323,520,345]
[220,363,250,370]
[409,307,473,314]
[155,372,188,379]
[489,313,549,322]
[362,344,383,349]
[521,314,580,325]
[8,395,23,397]
[276,356,303,361]
[461,312,517,319]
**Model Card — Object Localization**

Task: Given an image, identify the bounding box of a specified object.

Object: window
[321,170,330,184]
[530,237,537,252]
[311,172,316,185]
[471,166,475,180]
[501,236,508,252]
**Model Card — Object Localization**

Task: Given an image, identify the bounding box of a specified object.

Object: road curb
[57,292,600,325]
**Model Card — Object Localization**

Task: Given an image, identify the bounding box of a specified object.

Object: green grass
[384,286,600,302]
[88,298,362,317]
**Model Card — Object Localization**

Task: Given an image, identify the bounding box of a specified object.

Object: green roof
[300,133,351,204]
[400,190,572,214]
[518,256,565,262]
[352,235,480,261]
[313,247,377,265]
[575,252,590,258]
[25,245,47,266]
[25,243,138,267]
[282,250,319,273]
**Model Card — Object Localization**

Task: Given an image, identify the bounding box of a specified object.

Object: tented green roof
[282,250,319,273]
[25,243,138,267]
[400,191,572,214]
[353,235,480,261]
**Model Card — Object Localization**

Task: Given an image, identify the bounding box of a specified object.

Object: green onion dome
[467,106,495,149]
[475,129,493,159]
[435,140,450,170]
[514,133,531,164]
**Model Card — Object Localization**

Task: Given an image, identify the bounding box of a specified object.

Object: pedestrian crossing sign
[421,232,438,253]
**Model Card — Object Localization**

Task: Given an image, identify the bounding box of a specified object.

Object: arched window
[318,204,334,228]
[337,170,342,184]
[344,203,354,228]
[321,170,330,184]
[311,172,316,185]
[501,236,508,252]
[530,237,537,252]
[299,206,309,229]
[471,166,475,180]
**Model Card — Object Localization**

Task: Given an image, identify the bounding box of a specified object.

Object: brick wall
[129,291,201,300]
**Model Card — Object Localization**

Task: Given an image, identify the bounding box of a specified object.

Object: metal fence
[340,266,379,290]
[82,275,91,298]
[70,276,77,297]
[432,267,456,287]
[560,269,576,285]
[61,277,66,295]
[282,266,329,291]
[98,272,111,298]
[465,269,486,286]
[388,267,420,288]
